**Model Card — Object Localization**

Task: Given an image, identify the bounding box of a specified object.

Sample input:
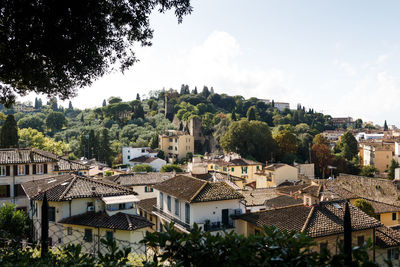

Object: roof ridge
[301,206,315,233]
[189,179,208,203]
[58,175,78,200]
[125,213,133,230]
[80,176,134,193]
[30,175,73,199]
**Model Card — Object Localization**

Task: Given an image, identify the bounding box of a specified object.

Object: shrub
[131,164,154,173]
[160,164,183,173]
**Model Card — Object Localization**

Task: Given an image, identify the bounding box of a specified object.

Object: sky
[21,0,400,126]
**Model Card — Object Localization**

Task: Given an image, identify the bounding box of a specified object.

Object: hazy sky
[21,0,400,126]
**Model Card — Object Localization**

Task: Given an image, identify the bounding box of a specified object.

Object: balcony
[203,220,234,232]
[153,206,191,232]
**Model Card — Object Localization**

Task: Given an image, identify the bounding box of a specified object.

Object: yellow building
[159,130,194,162]
[137,197,158,232]
[254,163,298,188]
[359,142,395,173]
[234,199,381,257]
[349,198,400,227]
[207,155,262,184]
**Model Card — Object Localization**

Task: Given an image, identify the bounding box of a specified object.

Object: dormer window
[36,164,44,174]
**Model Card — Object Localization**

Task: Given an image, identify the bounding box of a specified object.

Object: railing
[203,221,234,232]
[152,206,191,231]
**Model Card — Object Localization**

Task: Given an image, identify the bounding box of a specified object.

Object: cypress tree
[68,101,73,110]
[98,128,112,166]
[102,99,107,107]
[136,93,140,100]
[0,115,18,148]
[246,106,257,121]
[384,120,388,131]
[231,109,237,121]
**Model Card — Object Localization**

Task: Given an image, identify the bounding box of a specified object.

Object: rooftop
[137,197,157,214]
[22,174,135,202]
[59,212,153,231]
[236,200,382,238]
[153,175,243,203]
[0,148,57,164]
[264,195,303,209]
[104,172,174,186]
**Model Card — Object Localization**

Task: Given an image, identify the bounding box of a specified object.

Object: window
[167,195,171,211]
[223,167,227,172]
[36,164,44,174]
[67,227,72,235]
[0,166,5,176]
[14,184,26,197]
[317,241,327,252]
[169,138,172,142]
[254,229,260,235]
[127,155,130,160]
[388,248,400,260]
[145,186,153,193]
[377,214,381,221]
[175,138,178,143]
[17,165,25,176]
[231,167,234,172]
[84,229,93,242]
[106,231,113,241]
[0,185,10,197]
[160,192,164,210]
[175,199,179,216]
[185,203,190,224]
[210,165,213,170]
[357,236,364,247]
[48,207,56,222]
[168,146,173,150]
[393,213,397,221]
[175,146,177,151]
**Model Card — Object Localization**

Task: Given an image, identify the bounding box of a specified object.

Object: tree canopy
[353,199,375,218]
[0,114,18,148]
[221,119,276,163]
[0,0,192,106]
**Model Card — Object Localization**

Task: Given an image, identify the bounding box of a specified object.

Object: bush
[131,164,154,173]
[141,223,376,266]
[160,164,183,173]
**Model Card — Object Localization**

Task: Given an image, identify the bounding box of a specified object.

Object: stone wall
[334,174,400,205]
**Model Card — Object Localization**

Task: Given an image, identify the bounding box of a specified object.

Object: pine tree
[38,99,42,108]
[0,115,18,148]
[384,120,388,131]
[271,100,275,108]
[136,93,140,100]
[192,86,198,94]
[68,101,73,110]
[102,99,107,107]
[246,106,257,121]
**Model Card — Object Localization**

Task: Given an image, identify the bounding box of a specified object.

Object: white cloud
[334,60,357,76]
[23,31,291,108]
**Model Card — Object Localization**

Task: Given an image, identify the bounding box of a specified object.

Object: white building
[122,147,158,166]
[356,132,384,142]
[274,102,290,111]
[22,174,152,252]
[152,175,244,233]
[129,156,166,172]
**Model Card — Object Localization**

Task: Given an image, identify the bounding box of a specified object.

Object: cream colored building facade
[255,164,298,188]
[159,130,194,162]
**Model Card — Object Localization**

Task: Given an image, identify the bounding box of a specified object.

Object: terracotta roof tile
[59,212,153,231]
[137,197,157,214]
[22,174,135,201]
[376,226,400,248]
[105,172,174,186]
[0,148,57,164]
[236,200,382,238]
[153,175,243,203]
[264,195,303,209]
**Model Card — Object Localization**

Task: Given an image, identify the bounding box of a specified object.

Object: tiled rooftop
[59,212,153,231]
[153,175,243,203]
[22,174,135,201]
